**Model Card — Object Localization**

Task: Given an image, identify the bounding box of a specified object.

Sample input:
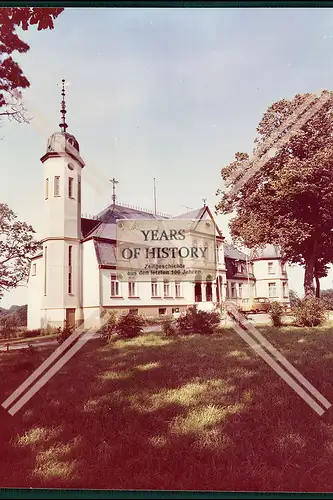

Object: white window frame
[268,282,277,297]
[54,176,60,197]
[164,280,170,297]
[111,274,120,297]
[128,281,136,297]
[268,262,274,274]
[151,280,158,297]
[175,281,181,298]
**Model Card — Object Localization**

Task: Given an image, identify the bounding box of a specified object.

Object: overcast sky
[2,7,333,307]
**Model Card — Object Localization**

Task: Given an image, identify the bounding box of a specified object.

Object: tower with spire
[38,79,85,328]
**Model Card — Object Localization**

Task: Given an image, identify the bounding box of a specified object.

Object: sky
[2,6,333,307]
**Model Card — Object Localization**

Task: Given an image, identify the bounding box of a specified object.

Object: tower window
[45,178,49,199]
[78,180,81,203]
[54,176,60,197]
[44,247,47,296]
[68,177,74,198]
[268,262,274,274]
[32,263,36,276]
[68,246,73,294]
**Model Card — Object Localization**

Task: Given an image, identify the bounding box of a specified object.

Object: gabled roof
[224,243,249,261]
[250,244,282,261]
[94,240,117,267]
[81,204,164,242]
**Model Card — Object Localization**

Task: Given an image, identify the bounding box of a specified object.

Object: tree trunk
[304,253,316,297]
[315,274,320,298]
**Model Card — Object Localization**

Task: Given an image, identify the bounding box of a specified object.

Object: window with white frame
[151,280,158,297]
[231,283,237,298]
[238,283,243,298]
[128,281,136,297]
[164,280,170,297]
[268,262,274,274]
[54,176,60,196]
[268,282,277,297]
[111,274,120,297]
[45,178,49,199]
[283,282,288,297]
[68,177,74,198]
[68,246,73,294]
[237,263,242,273]
[175,281,181,298]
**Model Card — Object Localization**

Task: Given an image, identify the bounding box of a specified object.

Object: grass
[1,325,333,491]
[0,333,57,346]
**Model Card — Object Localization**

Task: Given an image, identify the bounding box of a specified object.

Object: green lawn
[1,325,333,491]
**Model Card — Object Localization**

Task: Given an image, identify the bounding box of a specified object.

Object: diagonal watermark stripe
[2,310,109,415]
[229,304,331,410]
[6,329,94,416]
[227,304,331,415]
[225,91,332,196]
[2,320,89,410]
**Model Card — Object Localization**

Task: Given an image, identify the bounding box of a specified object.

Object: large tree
[0,203,41,299]
[0,7,64,122]
[216,91,333,297]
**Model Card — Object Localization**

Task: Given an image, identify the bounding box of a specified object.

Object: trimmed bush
[116,311,145,338]
[161,318,176,337]
[268,301,284,327]
[176,305,221,335]
[99,310,118,342]
[293,297,326,327]
[22,329,41,338]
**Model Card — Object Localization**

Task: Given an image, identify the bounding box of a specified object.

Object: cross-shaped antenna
[109,177,119,205]
[202,198,207,206]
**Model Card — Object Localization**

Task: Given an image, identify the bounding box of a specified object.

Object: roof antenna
[59,78,68,133]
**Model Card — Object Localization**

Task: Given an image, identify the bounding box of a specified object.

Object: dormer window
[237,263,242,273]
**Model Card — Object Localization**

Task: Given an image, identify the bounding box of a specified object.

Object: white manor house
[27,86,290,330]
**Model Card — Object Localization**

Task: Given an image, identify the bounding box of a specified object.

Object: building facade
[27,87,289,330]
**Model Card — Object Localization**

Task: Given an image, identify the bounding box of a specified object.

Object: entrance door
[66,308,76,328]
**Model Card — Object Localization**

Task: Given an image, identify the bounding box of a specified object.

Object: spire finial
[59,78,68,133]
[110,177,119,205]
[202,198,207,207]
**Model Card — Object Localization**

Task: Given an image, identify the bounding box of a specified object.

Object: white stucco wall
[27,257,43,330]
[252,259,289,303]
[82,240,100,308]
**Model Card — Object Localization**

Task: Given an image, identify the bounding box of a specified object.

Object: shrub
[116,311,145,338]
[0,316,18,340]
[293,297,327,327]
[176,305,221,335]
[56,321,75,344]
[22,329,41,338]
[161,318,176,337]
[268,301,284,327]
[100,310,118,342]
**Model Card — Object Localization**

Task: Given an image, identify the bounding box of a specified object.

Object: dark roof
[81,217,102,239]
[250,244,282,260]
[223,243,249,261]
[82,204,166,242]
[94,240,117,266]
[174,207,206,220]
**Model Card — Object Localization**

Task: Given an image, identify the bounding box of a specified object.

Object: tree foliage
[0,203,41,299]
[0,7,64,122]
[216,91,333,297]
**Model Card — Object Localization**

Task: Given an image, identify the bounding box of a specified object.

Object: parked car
[242,297,271,314]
